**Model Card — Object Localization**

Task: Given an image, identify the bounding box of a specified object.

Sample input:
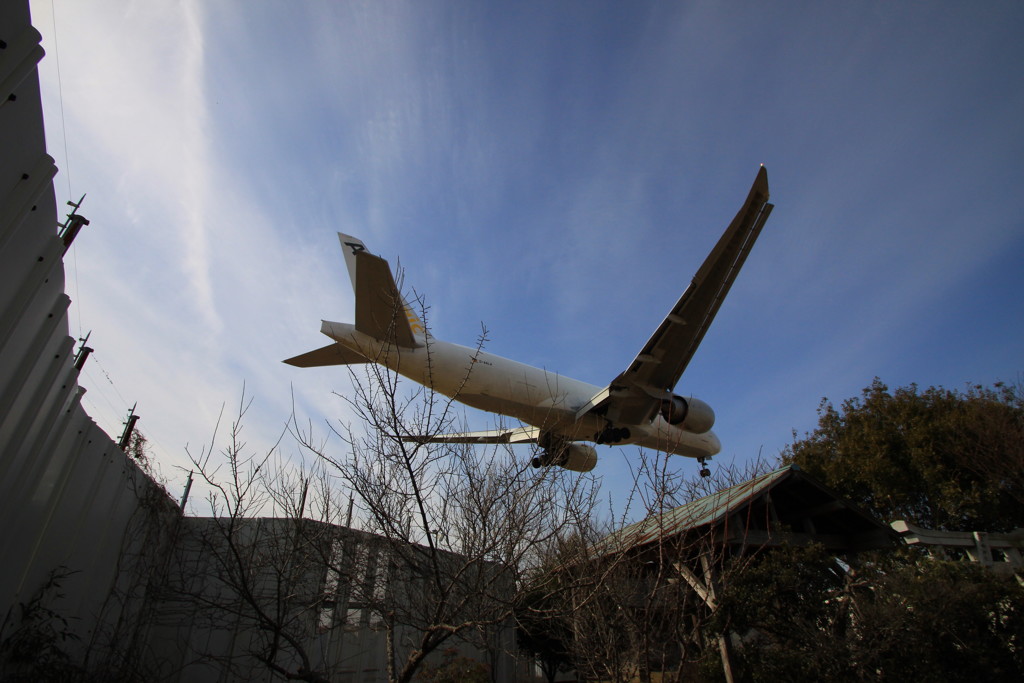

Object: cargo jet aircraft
[286,167,773,474]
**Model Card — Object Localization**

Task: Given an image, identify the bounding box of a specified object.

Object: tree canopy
[711,545,1024,682]
[783,378,1024,532]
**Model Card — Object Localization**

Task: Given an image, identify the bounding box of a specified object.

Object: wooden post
[700,551,735,683]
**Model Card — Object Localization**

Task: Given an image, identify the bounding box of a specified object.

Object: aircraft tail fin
[337,233,425,348]
[338,233,366,292]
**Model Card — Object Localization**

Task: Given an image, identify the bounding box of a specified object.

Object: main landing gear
[595,424,630,444]
[532,433,565,469]
[698,457,711,478]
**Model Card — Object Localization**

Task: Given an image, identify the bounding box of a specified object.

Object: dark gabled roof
[593,464,894,556]
[594,466,791,555]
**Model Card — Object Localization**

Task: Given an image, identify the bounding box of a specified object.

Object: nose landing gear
[698,457,711,478]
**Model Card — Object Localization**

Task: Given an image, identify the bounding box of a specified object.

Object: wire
[82,352,176,479]
[90,353,132,410]
[49,0,72,200]
[80,364,126,431]
[71,247,81,336]
[44,3,178,491]
[46,3,179,491]
[49,0,83,337]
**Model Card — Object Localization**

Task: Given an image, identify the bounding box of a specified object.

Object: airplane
[285,167,773,475]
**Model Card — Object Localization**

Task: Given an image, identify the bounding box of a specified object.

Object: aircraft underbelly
[327,327,583,421]
[409,343,592,422]
[323,323,719,460]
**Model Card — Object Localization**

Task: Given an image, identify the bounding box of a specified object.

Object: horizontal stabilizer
[283,343,369,368]
[400,426,541,445]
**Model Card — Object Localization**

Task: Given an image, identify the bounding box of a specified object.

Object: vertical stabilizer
[338,233,366,291]
[337,233,425,348]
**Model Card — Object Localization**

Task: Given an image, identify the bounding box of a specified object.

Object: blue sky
[30,1,1024,513]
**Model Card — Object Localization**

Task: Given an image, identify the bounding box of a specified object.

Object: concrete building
[147,517,518,682]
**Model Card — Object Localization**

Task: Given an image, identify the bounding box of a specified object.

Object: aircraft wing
[594,167,774,425]
[401,426,540,445]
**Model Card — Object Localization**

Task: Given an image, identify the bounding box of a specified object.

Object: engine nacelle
[560,443,597,473]
[660,395,715,434]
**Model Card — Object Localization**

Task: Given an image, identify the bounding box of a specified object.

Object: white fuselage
[322,321,721,460]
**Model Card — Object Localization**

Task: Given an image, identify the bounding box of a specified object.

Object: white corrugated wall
[0,2,179,673]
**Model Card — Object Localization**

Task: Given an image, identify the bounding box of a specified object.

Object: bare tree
[162,291,778,682]
[149,393,346,682]
[519,452,778,683]
[294,326,603,683]
[558,451,714,683]
[161,312,603,683]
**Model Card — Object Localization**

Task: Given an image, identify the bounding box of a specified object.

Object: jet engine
[560,443,597,473]
[660,395,715,434]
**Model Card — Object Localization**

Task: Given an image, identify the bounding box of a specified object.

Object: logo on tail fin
[404,307,425,335]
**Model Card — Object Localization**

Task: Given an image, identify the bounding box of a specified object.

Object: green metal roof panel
[595,465,796,554]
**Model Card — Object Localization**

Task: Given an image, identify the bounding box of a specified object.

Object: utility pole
[58,194,89,254]
[73,331,93,371]
[118,403,140,451]
[179,470,194,512]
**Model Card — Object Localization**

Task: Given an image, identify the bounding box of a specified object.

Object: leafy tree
[783,378,1024,531]
[707,544,852,682]
[710,545,1024,681]
[852,555,1024,679]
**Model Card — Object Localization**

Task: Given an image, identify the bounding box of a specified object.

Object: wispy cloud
[29,0,1024,508]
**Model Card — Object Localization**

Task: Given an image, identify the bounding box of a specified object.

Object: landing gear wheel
[595,424,632,444]
[698,457,711,478]
[531,457,542,469]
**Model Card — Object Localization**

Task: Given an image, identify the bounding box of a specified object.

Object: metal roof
[594,465,797,555]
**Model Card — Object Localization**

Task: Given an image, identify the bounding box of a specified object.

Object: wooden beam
[673,561,714,608]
